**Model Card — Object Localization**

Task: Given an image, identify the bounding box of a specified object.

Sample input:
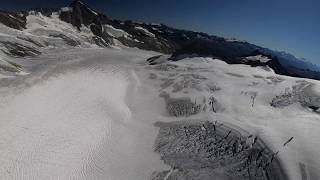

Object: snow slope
[0,4,319,179]
[104,24,131,38]
[147,57,320,180]
[0,48,166,180]
[0,47,319,180]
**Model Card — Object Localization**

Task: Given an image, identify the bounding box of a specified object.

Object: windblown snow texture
[0,1,319,180]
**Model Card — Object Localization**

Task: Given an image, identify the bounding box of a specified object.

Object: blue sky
[2,0,320,64]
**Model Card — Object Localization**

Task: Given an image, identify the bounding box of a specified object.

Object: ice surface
[0,48,165,180]
[0,46,319,179]
[147,57,320,180]
[0,5,319,179]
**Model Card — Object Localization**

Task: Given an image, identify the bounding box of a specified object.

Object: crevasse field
[0,12,320,180]
[1,47,320,180]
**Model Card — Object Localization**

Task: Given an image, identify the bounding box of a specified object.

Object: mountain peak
[1,0,319,80]
[60,0,100,30]
[70,0,86,7]
[69,0,97,15]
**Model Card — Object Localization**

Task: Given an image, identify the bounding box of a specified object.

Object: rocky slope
[0,0,319,80]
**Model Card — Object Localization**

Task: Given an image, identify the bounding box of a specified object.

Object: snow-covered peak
[134,26,155,38]
[60,7,73,12]
[226,37,247,43]
[0,0,318,80]
[244,54,272,63]
[104,25,131,38]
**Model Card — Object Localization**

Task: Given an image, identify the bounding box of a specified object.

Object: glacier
[0,5,319,180]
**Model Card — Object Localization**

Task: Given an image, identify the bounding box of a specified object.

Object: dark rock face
[0,0,319,80]
[170,38,260,63]
[1,41,41,57]
[17,36,45,47]
[239,50,291,75]
[90,24,102,36]
[60,1,101,32]
[91,36,109,47]
[59,0,112,44]
[0,10,27,30]
[59,9,72,25]
[70,0,100,29]
[107,22,175,54]
[147,55,163,65]
[49,34,81,47]
[266,57,291,75]
[240,50,318,79]
[169,38,320,80]
[30,8,59,17]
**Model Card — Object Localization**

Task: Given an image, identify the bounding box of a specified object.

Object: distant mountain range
[0,0,319,80]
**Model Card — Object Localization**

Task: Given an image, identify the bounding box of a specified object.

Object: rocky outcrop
[59,0,112,44]
[1,41,41,57]
[0,10,27,30]
[170,37,260,62]
[60,1,97,28]
[0,0,319,80]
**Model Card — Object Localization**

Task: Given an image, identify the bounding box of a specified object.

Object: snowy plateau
[0,1,320,180]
